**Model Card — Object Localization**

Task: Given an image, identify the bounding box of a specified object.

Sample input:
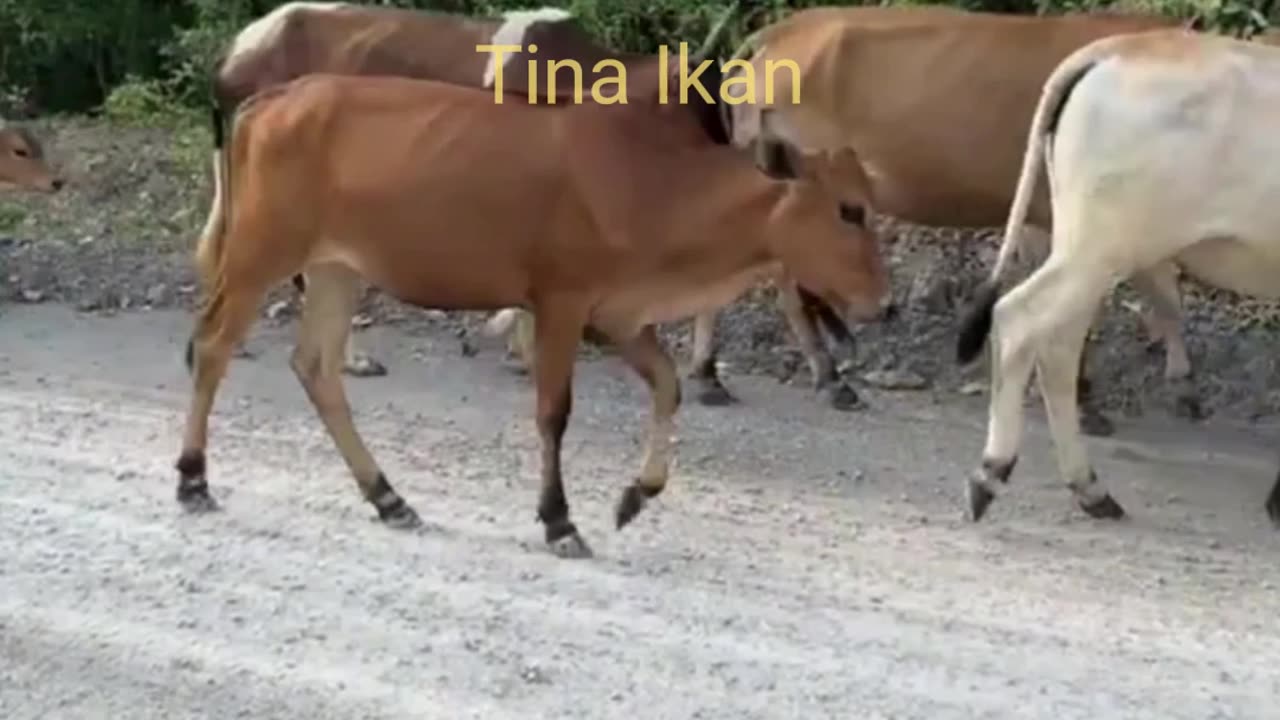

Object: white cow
[956,28,1280,527]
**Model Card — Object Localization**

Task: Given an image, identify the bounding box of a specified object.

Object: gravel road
[3,303,1279,719]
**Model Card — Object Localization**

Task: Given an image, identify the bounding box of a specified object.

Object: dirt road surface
[3,304,1279,719]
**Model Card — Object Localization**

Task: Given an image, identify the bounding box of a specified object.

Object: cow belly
[1177,236,1280,300]
[311,239,529,311]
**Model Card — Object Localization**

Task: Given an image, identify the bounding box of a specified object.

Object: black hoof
[378,501,423,530]
[695,379,737,407]
[1172,393,1206,421]
[967,479,996,522]
[545,525,593,558]
[344,354,388,378]
[824,382,864,412]
[1080,409,1115,438]
[1079,493,1126,520]
[615,482,662,530]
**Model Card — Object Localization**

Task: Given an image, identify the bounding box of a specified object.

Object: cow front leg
[607,325,681,531]
[531,301,592,558]
[687,311,737,406]
[778,283,861,411]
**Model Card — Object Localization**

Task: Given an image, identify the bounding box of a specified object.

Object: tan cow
[956,28,1280,527]
[212,1,869,411]
[174,71,889,558]
[0,122,63,193]
[722,4,1201,437]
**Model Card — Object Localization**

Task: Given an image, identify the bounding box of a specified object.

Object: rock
[863,368,929,390]
[19,288,44,303]
[145,282,169,306]
[351,313,373,329]
[265,299,292,320]
[958,381,986,396]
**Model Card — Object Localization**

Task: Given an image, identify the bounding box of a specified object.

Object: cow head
[0,124,63,194]
[755,124,889,324]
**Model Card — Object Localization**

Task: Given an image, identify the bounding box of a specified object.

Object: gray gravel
[2,304,1279,719]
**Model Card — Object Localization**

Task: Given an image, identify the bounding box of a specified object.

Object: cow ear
[755,138,800,180]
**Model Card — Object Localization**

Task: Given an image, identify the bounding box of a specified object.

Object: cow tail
[955,43,1106,365]
[187,104,238,374]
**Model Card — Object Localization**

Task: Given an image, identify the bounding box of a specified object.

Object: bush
[0,0,1274,121]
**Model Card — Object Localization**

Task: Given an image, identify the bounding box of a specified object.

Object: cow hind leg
[531,300,593,559]
[609,326,681,530]
[779,284,861,411]
[176,288,264,514]
[291,264,420,529]
[1129,263,1202,420]
[1034,304,1126,520]
[687,311,737,406]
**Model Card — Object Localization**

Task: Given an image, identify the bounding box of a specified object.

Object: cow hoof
[178,489,221,515]
[966,479,996,522]
[1079,409,1115,438]
[379,502,423,530]
[615,484,646,529]
[694,378,737,407]
[547,532,594,559]
[344,354,388,378]
[824,382,864,412]
[1079,493,1126,520]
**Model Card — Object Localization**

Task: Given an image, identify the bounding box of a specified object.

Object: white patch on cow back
[229,2,346,60]
[482,7,574,87]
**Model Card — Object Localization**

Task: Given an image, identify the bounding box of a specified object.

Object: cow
[721,4,1209,438]
[955,28,1280,528]
[211,1,870,411]
[0,122,63,193]
[174,65,890,559]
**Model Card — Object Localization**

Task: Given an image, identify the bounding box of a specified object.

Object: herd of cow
[4,1,1280,558]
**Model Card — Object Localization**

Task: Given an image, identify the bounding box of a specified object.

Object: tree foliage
[0,0,1274,117]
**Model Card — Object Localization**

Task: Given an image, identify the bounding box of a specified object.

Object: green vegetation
[0,0,1274,124]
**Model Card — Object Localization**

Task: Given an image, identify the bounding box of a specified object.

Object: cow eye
[13,147,28,158]
[839,203,865,226]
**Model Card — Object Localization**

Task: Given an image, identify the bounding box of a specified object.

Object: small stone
[19,288,44,303]
[959,381,986,396]
[145,282,169,306]
[265,299,291,319]
[863,368,928,390]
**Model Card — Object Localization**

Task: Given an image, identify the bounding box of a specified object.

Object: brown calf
[211,1,863,410]
[724,5,1201,436]
[0,123,63,193]
[175,72,888,559]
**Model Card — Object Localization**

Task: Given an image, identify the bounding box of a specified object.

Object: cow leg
[1266,466,1280,528]
[531,301,592,559]
[969,258,1122,520]
[1074,339,1116,437]
[687,311,737,406]
[291,264,420,529]
[1130,262,1202,420]
[609,325,681,530]
[176,289,264,514]
[342,332,388,378]
[778,283,861,411]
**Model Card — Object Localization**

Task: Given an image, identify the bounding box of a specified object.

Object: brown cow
[174,70,889,559]
[211,1,868,410]
[722,4,1202,437]
[0,122,63,193]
